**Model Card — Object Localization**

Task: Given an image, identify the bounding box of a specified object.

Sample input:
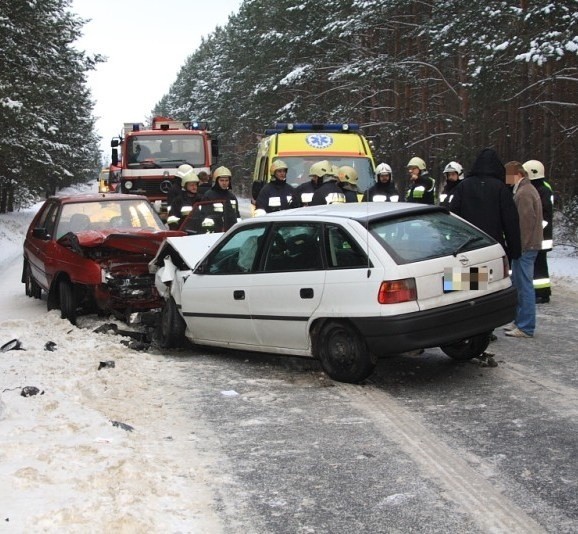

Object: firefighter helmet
[407,157,426,170]
[181,172,200,187]
[309,160,332,178]
[338,166,358,185]
[270,159,289,176]
[443,161,464,179]
[176,164,194,179]
[523,159,545,180]
[375,162,392,178]
[213,166,232,179]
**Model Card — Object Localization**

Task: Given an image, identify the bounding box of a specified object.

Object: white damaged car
[150,203,517,383]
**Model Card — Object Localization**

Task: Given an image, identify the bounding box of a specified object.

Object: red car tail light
[378,278,417,304]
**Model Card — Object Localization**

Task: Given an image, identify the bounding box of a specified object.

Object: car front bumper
[350,286,517,355]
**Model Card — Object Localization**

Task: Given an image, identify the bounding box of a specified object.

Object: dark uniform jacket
[362,181,400,202]
[169,189,203,218]
[292,180,318,207]
[202,184,241,229]
[406,171,436,204]
[311,179,346,205]
[449,148,521,260]
[439,180,460,208]
[255,179,295,212]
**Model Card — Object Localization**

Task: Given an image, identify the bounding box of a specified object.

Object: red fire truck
[110,116,218,216]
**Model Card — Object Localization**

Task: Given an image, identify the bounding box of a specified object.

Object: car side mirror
[32,227,48,239]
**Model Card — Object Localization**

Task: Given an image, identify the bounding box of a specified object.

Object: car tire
[157,297,186,349]
[59,280,77,325]
[23,261,42,299]
[440,331,491,361]
[317,321,376,383]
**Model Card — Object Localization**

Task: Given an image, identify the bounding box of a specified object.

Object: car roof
[50,193,150,204]
[249,202,445,225]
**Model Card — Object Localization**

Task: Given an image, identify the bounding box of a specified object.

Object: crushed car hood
[59,229,185,255]
[151,233,224,271]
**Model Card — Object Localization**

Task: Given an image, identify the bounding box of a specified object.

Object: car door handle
[234,290,245,300]
[300,288,314,299]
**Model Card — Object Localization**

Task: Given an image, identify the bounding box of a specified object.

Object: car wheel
[59,280,77,325]
[317,321,376,383]
[23,261,42,299]
[440,331,491,361]
[157,297,186,348]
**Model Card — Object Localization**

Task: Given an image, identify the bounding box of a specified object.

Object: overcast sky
[71,0,243,159]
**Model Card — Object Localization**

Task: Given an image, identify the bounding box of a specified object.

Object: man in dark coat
[449,148,521,262]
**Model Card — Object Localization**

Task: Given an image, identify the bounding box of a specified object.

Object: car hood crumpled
[61,229,185,255]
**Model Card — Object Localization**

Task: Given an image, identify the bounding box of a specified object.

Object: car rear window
[369,212,497,264]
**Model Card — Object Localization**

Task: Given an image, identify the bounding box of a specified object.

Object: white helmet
[443,161,464,179]
[176,164,194,179]
[375,163,392,178]
[523,159,545,180]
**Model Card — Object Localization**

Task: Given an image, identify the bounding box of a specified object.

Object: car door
[180,224,268,346]
[25,200,60,290]
[249,222,326,352]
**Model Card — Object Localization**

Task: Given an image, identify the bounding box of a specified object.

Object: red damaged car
[22,193,184,324]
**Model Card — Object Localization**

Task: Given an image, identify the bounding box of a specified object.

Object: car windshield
[369,212,497,264]
[277,156,374,193]
[126,134,206,168]
[56,199,165,238]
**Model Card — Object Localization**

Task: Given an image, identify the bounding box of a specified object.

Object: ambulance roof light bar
[264,123,360,135]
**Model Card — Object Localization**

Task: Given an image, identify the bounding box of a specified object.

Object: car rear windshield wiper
[452,236,483,256]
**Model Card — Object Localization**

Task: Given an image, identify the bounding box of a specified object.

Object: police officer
[406,157,435,204]
[362,162,400,202]
[337,166,360,202]
[255,159,294,215]
[523,159,554,303]
[439,161,464,208]
[311,162,346,205]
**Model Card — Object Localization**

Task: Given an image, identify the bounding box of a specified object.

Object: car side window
[204,225,267,274]
[325,224,369,269]
[263,223,323,272]
[42,204,59,238]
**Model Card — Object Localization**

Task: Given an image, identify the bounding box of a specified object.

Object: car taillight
[378,278,417,304]
[503,255,511,277]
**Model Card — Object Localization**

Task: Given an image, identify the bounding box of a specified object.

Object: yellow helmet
[181,172,200,186]
[270,159,288,176]
[213,166,232,179]
[407,157,426,170]
[309,160,332,178]
[338,165,358,185]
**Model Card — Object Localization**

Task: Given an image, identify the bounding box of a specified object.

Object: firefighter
[523,159,554,303]
[406,157,435,204]
[362,163,400,202]
[311,162,346,205]
[439,161,464,208]
[168,167,202,220]
[168,164,194,208]
[337,166,360,202]
[255,160,294,215]
[292,161,325,207]
[202,166,241,230]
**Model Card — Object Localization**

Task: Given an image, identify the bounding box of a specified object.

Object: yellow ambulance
[251,123,376,200]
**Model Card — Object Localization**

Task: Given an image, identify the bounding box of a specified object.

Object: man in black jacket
[450,148,521,262]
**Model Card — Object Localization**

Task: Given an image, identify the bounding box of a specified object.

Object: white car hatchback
[151,202,517,383]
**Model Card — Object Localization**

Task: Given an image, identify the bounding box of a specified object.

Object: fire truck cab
[111,116,218,217]
[252,122,375,201]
